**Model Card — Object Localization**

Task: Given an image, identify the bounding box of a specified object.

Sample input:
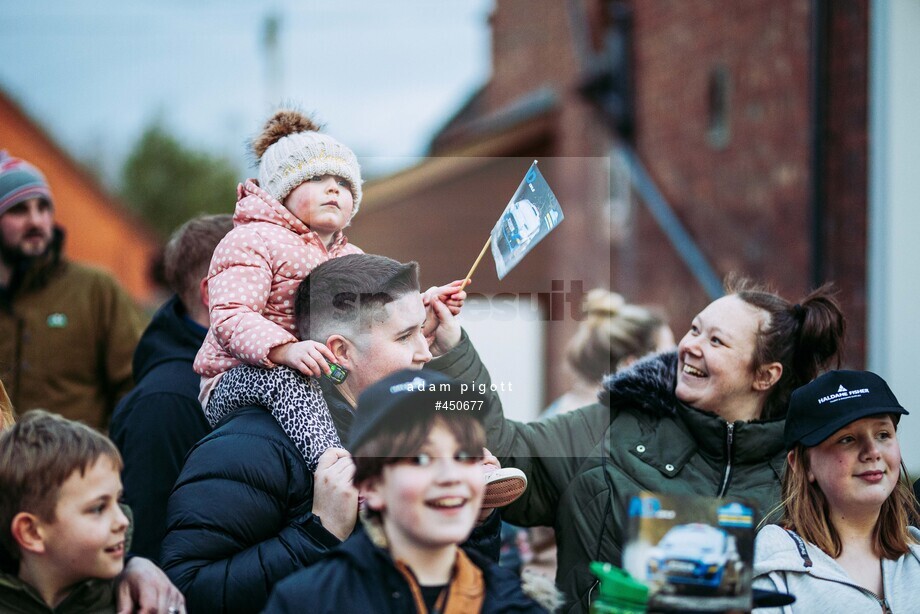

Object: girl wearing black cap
[753,370,920,612]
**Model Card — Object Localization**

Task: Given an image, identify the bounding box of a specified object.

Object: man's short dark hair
[295,254,420,342]
[163,214,233,309]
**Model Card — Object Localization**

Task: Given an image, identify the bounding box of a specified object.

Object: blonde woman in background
[542,289,675,419]
[1,379,13,431]
[516,290,674,579]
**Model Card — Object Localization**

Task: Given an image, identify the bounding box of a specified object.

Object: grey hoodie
[753,524,920,613]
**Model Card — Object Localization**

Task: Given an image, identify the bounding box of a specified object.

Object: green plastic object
[589,561,649,614]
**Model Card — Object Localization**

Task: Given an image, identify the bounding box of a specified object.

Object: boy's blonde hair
[0,410,123,559]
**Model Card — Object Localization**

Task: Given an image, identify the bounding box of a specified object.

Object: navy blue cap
[347,369,486,451]
[785,370,908,450]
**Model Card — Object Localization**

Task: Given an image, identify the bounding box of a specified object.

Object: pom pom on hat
[0,151,53,216]
[252,109,362,214]
[251,111,321,159]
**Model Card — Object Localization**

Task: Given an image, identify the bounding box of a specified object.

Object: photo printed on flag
[489,161,564,280]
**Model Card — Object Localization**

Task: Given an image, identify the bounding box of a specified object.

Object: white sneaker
[482,467,527,509]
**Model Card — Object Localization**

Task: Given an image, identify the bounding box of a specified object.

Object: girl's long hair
[777,442,919,558]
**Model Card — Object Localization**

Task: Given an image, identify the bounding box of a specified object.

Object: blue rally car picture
[501,198,542,250]
[646,523,741,594]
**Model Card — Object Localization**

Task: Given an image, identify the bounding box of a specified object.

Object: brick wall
[822,0,868,366]
[631,0,814,296]
[366,0,869,401]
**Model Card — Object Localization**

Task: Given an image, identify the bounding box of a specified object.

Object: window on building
[707,66,730,149]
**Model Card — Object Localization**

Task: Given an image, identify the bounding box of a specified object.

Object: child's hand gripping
[422,279,468,343]
[267,340,337,378]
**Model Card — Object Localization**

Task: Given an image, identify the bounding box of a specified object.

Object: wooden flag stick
[460,236,491,292]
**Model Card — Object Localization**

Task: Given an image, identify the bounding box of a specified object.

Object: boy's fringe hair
[251,108,321,160]
[353,413,486,523]
[0,410,123,559]
[776,443,919,558]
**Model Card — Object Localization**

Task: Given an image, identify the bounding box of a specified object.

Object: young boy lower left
[0,411,183,614]
[264,370,559,613]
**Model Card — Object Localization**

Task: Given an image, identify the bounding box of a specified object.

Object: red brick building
[349,0,869,406]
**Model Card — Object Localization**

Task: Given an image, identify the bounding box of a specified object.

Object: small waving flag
[489,161,565,280]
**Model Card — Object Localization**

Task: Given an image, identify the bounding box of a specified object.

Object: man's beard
[0,235,51,269]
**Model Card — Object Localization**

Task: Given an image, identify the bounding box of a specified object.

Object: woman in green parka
[433,278,846,613]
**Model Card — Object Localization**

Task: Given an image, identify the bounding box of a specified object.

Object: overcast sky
[0,0,493,182]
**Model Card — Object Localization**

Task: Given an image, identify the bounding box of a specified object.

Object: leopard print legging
[206,365,342,472]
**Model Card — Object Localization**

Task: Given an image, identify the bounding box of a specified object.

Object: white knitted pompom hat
[253,110,362,214]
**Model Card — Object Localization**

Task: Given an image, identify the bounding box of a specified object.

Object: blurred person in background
[542,289,675,419]
[517,290,674,578]
[109,213,233,563]
[0,151,143,430]
[1,379,12,431]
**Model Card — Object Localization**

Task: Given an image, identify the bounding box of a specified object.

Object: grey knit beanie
[0,151,53,216]
[253,111,362,214]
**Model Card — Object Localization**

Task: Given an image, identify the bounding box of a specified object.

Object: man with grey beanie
[0,150,143,430]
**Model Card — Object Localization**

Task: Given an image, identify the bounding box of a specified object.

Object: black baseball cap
[785,370,908,450]
[347,369,486,452]
[752,588,795,608]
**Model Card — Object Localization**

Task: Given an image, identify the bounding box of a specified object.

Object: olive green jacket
[0,573,115,614]
[0,231,143,430]
[433,335,787,614]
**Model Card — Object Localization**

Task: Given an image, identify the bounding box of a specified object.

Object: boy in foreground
[265,370,556,613]
[0,411,172,613]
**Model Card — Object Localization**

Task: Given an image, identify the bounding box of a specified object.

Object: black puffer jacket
[264,529,547,613]
[159,405,343,614]
[160,381,501,613]
[109,295,210,563]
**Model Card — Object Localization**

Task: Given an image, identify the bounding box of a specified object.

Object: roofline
[0,89,160,246]
[431,86,559,154]
[364,110,557,213]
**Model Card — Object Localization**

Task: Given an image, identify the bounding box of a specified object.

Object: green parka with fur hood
[433,335,788,614]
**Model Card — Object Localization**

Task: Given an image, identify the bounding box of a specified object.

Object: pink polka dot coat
[194,180,362,378]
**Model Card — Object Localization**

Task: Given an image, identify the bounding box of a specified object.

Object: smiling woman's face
[674,295,768,420]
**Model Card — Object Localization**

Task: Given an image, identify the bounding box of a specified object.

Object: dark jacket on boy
[264,528,547,613]
[0,572,115,614]
[109,295,210,562]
